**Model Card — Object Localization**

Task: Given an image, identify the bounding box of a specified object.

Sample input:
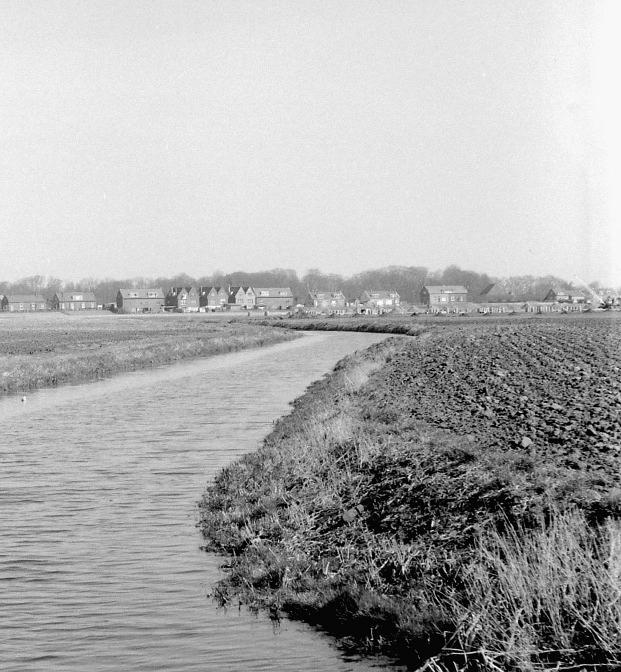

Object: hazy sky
[1,0,619,285]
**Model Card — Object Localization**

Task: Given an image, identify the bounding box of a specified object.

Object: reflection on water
[0,332,402,671]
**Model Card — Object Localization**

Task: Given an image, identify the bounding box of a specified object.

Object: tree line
[0,267,613,306]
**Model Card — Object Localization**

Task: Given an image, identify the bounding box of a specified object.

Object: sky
[1,0,619,286]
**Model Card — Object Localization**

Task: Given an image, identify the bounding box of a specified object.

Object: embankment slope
[200,317,621,670]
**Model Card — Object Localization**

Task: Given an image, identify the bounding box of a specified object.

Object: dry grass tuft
[434,509,621,671]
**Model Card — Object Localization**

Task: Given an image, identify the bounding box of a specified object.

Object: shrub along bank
[199,319,621,671]
[260,315,431,336]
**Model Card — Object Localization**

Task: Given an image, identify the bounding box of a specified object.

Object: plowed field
[372,316,621,480]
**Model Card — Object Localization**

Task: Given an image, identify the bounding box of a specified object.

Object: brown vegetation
[261,315,432,336]
[200,316,621,670]
[0,312,297,395]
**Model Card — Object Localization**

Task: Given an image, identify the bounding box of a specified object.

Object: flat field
[0,311,297,395]
[372,314,621,480]
[200,314,621,670]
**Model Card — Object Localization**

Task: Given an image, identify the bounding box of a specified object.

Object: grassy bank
[261,315,431,336]
[0,312,298,395]
[199,319,621,670]
[260,312,616,337]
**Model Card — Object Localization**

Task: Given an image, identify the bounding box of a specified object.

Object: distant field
[0,312,297,395]
[262,309,618,335]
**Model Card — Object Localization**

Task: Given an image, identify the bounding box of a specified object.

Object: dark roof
[423,285,468,293]
[168,286,196,295]
[360,289,399,300]
[307,291,346,304]
[4,294,47,303]
[55,291,96,302]
[254,287,293,297]
[199,286,227,295]
[118,288,164,299]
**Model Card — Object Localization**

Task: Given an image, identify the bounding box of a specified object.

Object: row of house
[419,285,621,314]
[301,286,590,315]
[117,286,296,313]
[197,286,294,311]
[0,286,402,314]
[2,283,618,314]
[304,290,401,315]
[0,292,97,312]
[0,287,295,313]
[121,287,402,314]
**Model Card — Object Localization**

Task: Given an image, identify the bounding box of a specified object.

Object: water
[0,332,400,671]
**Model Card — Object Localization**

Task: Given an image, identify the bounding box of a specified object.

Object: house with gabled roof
[357,290,400,314]
[253,287,293,311]
[420,285,468,310]
[228,286,256,310]
[199,286,217,310]
[199,286,229,310]
[305,290,347,314]
[543,287,571,303]
[52,291,97,311]
[116,288,164,313]
[1,294,48,312]
[243,286,256,308]
[543,287,586,304]
[165,286,199,312]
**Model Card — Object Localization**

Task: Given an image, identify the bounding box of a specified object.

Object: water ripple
[0,333,401,671]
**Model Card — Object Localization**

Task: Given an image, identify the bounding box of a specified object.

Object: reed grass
[426,509,621,671]
[261,315,431,336]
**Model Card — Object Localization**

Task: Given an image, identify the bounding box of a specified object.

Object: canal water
[0,332,399,671]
